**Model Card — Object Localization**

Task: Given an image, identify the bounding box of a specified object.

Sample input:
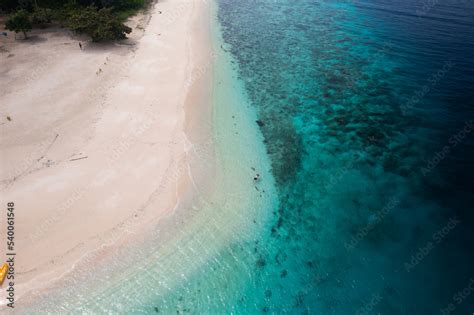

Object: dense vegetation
[1,0,148,40]
[5,9,31,38]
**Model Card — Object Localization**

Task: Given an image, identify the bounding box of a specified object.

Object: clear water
[214,0,474,314]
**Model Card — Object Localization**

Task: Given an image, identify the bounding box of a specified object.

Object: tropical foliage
[1,0,147,41]
[5,9,32,38]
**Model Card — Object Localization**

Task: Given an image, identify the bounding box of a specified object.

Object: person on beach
[79,42,82,50]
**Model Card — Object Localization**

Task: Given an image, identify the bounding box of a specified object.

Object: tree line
[1,0,149,41]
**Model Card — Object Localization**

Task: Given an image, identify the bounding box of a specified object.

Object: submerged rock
[256,256,266,268]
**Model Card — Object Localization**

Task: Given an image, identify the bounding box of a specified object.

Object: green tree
[31,8,54,25]
[67,5,131,42]
[5,9,32,39]
[92,7,132,41]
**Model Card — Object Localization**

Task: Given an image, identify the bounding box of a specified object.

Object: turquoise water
[214,0,474,314]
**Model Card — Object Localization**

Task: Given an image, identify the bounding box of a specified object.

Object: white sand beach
[0,0,216,307]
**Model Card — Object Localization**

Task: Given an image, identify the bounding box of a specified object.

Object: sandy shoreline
[0,0,214,308]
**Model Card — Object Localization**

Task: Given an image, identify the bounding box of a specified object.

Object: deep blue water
[217,0,474,313]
